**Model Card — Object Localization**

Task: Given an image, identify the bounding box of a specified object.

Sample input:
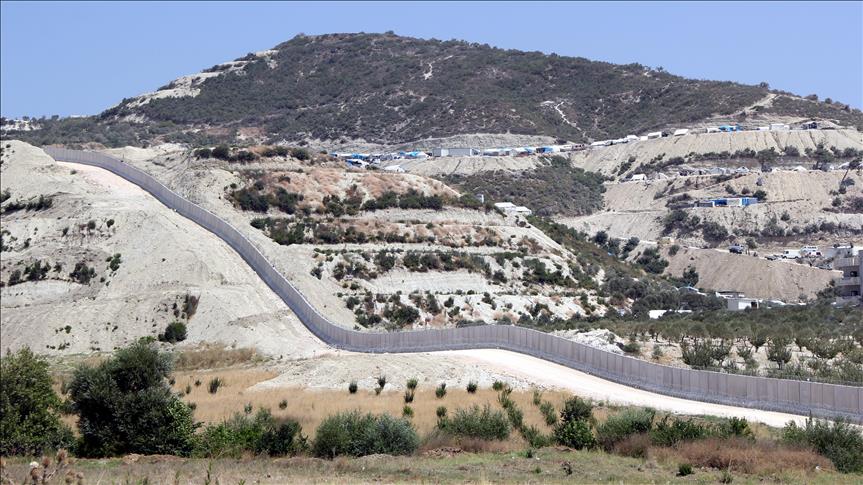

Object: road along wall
[43,147,862,422]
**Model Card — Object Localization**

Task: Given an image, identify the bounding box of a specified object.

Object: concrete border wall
[44,147,862,422]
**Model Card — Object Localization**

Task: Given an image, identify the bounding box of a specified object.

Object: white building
[494,202,532,217]
[673,128,690,137]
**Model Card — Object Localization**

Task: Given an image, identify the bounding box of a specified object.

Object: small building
[646,131,663,139]
[769,123,790,131]
[494,201,532,217]
[833,247,862,305]
[383,165,406,173]
[706,197,758,207]
[538,146,561,153]
[718,125,741,132]
[590,140,612,147]
[706,127,721,133]
[629,173,647,182]
[432,148,479,157]
[673,128,689,137]
[626,135,640,142]
[727,297,760,311]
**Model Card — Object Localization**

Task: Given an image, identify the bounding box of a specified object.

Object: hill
[5,33,863,147]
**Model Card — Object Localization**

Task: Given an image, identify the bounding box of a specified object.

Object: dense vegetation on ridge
[5,33,862,147]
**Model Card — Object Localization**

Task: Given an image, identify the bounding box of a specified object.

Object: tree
[67,340,196,457]
[811,143,835,171]
[681,266,699,287]
[1,348,73,456]
[840,157,861,188]
[767,337,792,369]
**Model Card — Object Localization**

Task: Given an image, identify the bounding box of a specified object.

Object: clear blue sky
[2,1,861,118]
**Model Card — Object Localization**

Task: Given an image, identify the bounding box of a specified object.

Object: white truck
[800,246,821,257]
[782,249,801,259]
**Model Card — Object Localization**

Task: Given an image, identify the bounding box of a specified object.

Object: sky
[2,1,861,118]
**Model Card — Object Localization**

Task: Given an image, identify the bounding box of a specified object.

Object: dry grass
[173,345,262,370]
[3,447,855,485]
[650,437,834,475]
[172,369,572,445]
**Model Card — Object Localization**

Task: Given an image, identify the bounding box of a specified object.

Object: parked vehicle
[729,244,744,254]
[782,249,801,259]
[766,254,780,261]
[801,245,820,256]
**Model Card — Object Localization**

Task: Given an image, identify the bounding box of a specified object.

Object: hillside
[5,33,863,148]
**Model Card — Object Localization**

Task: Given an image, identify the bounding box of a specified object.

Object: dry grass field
[1,447,851,485]
[171,366,571,444]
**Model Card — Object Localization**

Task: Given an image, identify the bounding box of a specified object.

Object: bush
[595,408,655,451]
[403,390,414,403]
[158,320,187,343]
[651,416,708,447]
[717,417,753,440]
[554,419,596,449]
[539,401,557,426]
[348,381,358,394]
[559,396,593,424]
[402,405,414,418]
[0,348,74,456]
[208,377,224,394]
[492,380,505,391]
[677,463,693,476]
[406,378,418,390]
[466,381,478,393]
[67,340,196,457]
[439,404,510,441]
[783,418,863,473]
[312,411,419,458]
[195,408,304,457]
[436,406,447,419]
[435,382,447,398]
[290,147,311,161]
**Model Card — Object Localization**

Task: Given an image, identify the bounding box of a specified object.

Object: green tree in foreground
[0,348,73,456]
[67,340,196,457]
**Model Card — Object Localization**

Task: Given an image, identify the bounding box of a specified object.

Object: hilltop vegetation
[5,33,862,148]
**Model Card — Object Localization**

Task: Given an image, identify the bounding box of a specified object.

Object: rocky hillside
[6,33,862,148]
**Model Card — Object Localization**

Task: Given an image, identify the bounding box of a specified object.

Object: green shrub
[435,382,447,398]
[348,381,358,394]
[67,340,195,457]
[439,404,510,441]
[559,396,593,424]
[377,375,387,389]
[554,419,595,449]
[782,418,863,473]
[466,381,478,394]
[402,405,414,418]
[539,401,557,426]
[312,411,419,458]
[158,320,187,344]
[0,348,74,456]
[406,378,418,390]
[717,417,753,440]
[195,408,304,457]
[595,408,655,451]
[677,463,693,476]
[278,399,288,410]
[650,416,708,447]
[492,380,505,391]
[403,390,414,403]
[436,406,447,419]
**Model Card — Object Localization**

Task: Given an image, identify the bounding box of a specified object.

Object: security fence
[44,147,862,422]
